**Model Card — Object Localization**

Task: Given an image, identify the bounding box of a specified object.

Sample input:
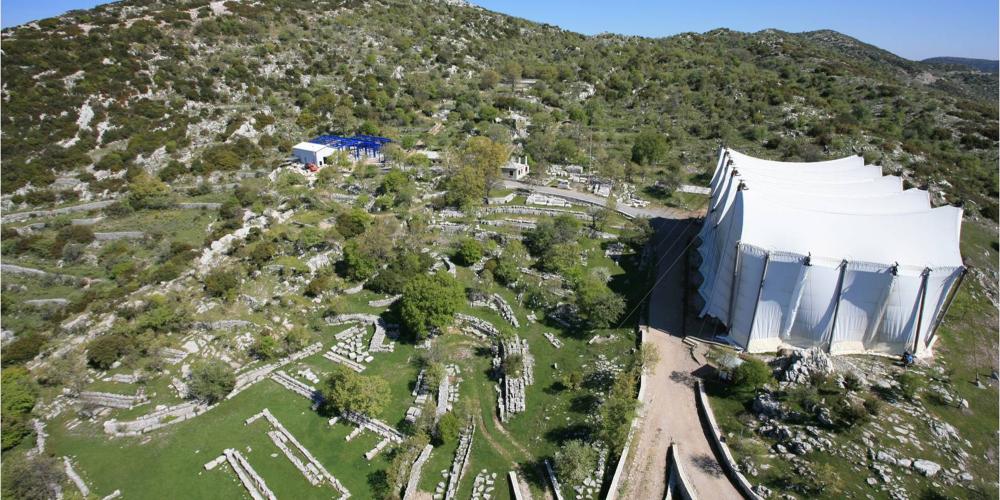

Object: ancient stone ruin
[470,293,519,328]
[456,313,500,339]
[245,408,350,498]
[493,335,534,422]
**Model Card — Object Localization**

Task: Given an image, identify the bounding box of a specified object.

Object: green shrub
[86,335,131,370]
[732,357,773,392]
[452,237,484,266]
[204,267,240,299]
[187,360,236,403]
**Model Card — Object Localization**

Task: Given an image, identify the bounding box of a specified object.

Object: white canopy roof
[697,148,964,357]
[731,190,962,269]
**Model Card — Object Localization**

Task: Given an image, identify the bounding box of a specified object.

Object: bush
[87,335,131,370]
[187,360,236,403]
[895,372,921,400]
[1,367,38,450]
[204,267,240,299]
[732,357,773,392]
[2,334,47,367]
[862,394,883,416]
[434,412,461,445]
[554,440,598,487]
[452,237,484,266]
[1,455,65,500]
[336,209,372,239]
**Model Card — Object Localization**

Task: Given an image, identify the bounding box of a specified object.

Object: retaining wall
[694,381,762,500]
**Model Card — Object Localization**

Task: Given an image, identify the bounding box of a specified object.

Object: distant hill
[922,57,999,73]
[0,0,996,215]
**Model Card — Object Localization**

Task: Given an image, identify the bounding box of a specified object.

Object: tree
[336,209,372,239]
[367,251,434,295]
[1,367,38,450]
[479,69,500,90]
[453,237,484,266]
[524,214,580,257]
[573,276,625,328]
[341,240,379,281]
[86,335,131,370]
[320,365,391,416]
[445,137,509,207]
[620,217,653,251]
[251,334,281,360]
[1,455,64,500]
[188,360,236,404]
[501,61,522,88]
[555,440,598,487]
[631,130,668,165]
[399,272,465,340]
[128,171,174,209]
[435,412,461,445]
[599,373,638,449]
[732,357,773,392]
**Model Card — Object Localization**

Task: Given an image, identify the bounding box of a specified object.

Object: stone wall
[402,444,434,500]
[695,381,763,500]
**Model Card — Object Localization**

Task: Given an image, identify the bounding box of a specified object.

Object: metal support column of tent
[727,242,744,328]
[911,268,932,353]
[825,260,849,353]
[926,266,969,347]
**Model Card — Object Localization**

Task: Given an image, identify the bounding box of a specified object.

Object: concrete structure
[501,157,530,180]
[292,142,337,167]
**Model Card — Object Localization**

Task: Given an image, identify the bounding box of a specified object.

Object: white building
[292,142,337,167]
[696,148,964,357]
[501,157,530,180]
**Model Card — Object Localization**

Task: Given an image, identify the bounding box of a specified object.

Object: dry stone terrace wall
[476,205,591,221]
[246,408,350,497]
[441,423,476,500]
[79,390,146,409]
[103,342,322,436]
[471,293,519,328]
[456,313,501,338]
[402,444,434,500]
[224,448,277,500]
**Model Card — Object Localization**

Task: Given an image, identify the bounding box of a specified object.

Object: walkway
[501,180,693,220]
[619,218,743,500]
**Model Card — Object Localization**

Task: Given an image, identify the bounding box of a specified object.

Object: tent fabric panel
[915,267,964,354]
[829,262,895,353]
[749,252,805,345]
[786,263,842,349]
[730,245,768,347]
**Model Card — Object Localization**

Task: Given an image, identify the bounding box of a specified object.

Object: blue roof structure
[306,134,392,160]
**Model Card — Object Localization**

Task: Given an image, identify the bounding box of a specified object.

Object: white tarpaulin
[697,148,965,356]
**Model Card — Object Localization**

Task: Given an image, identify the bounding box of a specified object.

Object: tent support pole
[927,267,967,348]
[727,242,743,328]
[746,252,771,347]
[912,268,932,353]
[825,260,849,353]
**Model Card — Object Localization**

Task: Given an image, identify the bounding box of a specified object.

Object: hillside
[0,1,997,499]
[1,1,997,210]
[923,56,1000,73]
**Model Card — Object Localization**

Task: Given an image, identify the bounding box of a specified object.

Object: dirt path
[619,218,743,500]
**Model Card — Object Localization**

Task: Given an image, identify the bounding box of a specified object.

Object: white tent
[697,148,965,356]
